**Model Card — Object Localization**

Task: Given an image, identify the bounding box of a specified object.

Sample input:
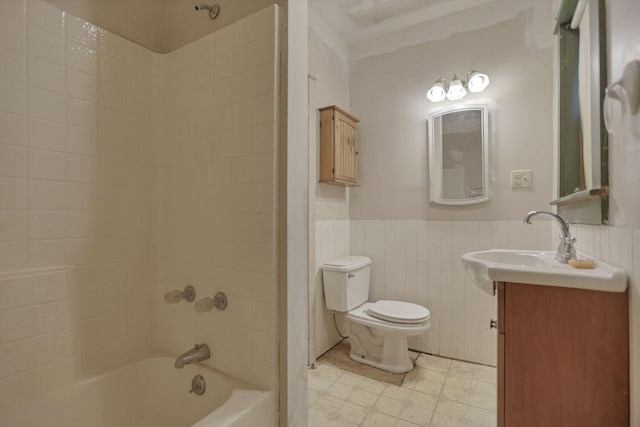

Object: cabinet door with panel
[497,282,629,427]
[319,105,359,186]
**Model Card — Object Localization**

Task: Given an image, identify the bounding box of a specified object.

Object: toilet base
[348,350,413,374]
[348,323,415,373]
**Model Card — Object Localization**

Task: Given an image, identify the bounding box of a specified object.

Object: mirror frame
[428,104,489,206]
[552,0,608,224]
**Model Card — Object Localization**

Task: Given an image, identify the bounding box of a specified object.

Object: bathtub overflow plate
[189,374,206,396]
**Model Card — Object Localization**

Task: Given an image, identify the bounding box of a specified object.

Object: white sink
[462,249,627,295]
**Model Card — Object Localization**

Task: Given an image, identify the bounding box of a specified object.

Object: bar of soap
[568,259,596,269]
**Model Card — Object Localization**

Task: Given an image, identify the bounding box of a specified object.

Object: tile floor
[308,353,497,427]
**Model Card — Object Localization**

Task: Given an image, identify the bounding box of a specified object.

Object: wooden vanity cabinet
[319,105,359,186]
[497,282,629,427]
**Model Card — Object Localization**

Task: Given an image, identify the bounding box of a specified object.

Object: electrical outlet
[511,170,533,189]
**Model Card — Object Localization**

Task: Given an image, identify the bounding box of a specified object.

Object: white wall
[152,5,280,395]
[308,9,352,360]
[565,0,640,422]
[349,7,554,221]
[0,1,155,423]
[283,1,310,425]
[341,0,554,365]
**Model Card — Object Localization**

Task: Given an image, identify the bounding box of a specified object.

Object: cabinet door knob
[489,319,498,329]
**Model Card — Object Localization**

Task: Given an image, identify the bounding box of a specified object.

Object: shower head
[195,3,220,20]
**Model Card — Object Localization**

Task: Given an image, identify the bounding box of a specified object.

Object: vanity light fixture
[426,70,490,102]
[467,70,490,93]
[426,78,447,102]
[446,75,467,101]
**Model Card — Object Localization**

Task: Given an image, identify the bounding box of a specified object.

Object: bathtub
[3,355,274,427]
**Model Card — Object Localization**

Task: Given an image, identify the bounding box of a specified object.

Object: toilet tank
[321,256,372,312]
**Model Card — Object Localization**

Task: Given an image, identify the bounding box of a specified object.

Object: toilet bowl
[322,256,431,373]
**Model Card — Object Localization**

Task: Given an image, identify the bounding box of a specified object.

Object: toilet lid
[367,300,430,324]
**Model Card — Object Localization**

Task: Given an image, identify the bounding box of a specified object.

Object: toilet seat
[347,302,430,333]
[367,300,430,324]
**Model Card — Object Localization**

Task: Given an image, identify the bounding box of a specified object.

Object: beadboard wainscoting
[570,225,635,273]
[347,220,552,366]
[312,220,350,359]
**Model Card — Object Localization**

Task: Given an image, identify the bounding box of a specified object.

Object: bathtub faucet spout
[175,344,210,368]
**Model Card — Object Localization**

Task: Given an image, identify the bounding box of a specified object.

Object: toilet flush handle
[348,273,355,278]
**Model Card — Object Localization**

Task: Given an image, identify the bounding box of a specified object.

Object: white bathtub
[3,355,274,427]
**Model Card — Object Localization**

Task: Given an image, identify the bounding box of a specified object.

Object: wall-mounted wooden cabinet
[497,282,629,427]
[319,105,359,186]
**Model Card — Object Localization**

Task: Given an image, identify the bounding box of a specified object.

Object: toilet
[322,255,430,373]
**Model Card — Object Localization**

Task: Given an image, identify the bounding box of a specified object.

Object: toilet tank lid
[322,256,371,272]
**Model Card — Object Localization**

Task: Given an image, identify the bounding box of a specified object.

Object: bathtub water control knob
[189,375,206,396]
[195,292,228,312]
[164,285,196,303]
[213,292,227,310]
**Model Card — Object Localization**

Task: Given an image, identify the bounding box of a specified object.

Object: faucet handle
[195,297,215,312]
[195,292,228,312]
[164,285,196,303]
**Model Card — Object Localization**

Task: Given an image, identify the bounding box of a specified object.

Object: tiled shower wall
[314,219,551,366]
[152,5,280,390]
[0,0,281,419]
[0,0,154,410]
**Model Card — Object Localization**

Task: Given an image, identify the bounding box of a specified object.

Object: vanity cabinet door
[497,282,505,427]
[500,282,629,427]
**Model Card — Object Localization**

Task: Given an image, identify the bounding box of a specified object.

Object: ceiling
[309,0,495,43]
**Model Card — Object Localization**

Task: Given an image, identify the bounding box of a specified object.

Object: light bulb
[467,70,490,93]
[446,75,467,100]
[426,78,447,102]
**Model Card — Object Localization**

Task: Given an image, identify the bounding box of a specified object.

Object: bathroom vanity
[461,247,629,426]
[496,281,629,427]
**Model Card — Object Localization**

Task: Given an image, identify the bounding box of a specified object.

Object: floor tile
[310,395,364,427]
[402,366,446,396]
[448,360,496,384]
[374,395,405,417]
[338,372,387,394]
[309,352,497,427]
[309,364,344,392]
[382,384,412,401]
[398,401,435,425]
[430,398,496,427]
[309,388,322,406]
[360,411,398,427]
[338,402,370,425]
[440,375,497,410]
[395,420,422,427]
[415,354,451,372]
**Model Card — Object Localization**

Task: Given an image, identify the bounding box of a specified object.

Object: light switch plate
[511,170,533,188]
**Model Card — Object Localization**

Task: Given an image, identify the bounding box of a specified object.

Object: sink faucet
[523,210,577,264]
[175,344,210,368]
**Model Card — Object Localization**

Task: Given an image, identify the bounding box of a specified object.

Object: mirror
[554,0,608,224]
[428,104,489,205]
